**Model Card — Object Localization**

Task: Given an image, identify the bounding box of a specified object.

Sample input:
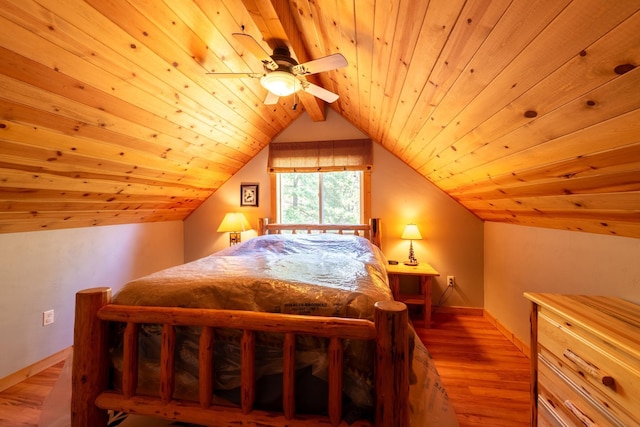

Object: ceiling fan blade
[264,91,280,105]
[232,33,278,71]
[205,72,263,78]
[302,82,339,103]
[293,53,347,76]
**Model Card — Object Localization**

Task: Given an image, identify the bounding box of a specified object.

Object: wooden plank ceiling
[0,0,639,238]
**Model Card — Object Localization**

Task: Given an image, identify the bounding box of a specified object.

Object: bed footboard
[72,288,409,427]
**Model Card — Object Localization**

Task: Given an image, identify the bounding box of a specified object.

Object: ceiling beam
[241,0,326,121]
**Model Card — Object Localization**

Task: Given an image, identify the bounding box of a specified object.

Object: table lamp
[217,212,251,246]
[401,223,422,266]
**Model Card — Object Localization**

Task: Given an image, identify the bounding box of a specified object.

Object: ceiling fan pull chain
[292,74,298,110]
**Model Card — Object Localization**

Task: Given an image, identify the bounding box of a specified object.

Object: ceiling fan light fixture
[260,71,301,97]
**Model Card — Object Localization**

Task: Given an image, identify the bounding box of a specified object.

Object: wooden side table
[386,263,440,328]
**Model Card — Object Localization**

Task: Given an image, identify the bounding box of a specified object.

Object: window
[268,139,372,223]
[278,171,362,224]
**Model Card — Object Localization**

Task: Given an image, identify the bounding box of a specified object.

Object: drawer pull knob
[563,349,615,389]
[564,400,598,427]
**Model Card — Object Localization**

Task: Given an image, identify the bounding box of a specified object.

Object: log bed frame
[72,219,410,427]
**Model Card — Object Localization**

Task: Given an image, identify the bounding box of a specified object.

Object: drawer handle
[564,400,598,427]
[563,349,615,389]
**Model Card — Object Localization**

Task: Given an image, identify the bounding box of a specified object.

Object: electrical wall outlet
[43,309,55,326]
[447,276,455,287]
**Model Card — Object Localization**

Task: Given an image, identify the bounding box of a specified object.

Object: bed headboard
[257,218,382,249]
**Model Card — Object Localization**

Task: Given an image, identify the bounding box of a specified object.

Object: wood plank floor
[0,360,64,427]
[416,312,531,426]
[0,312,530,426]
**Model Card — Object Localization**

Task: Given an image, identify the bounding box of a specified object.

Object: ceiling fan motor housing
[270,47,299,69]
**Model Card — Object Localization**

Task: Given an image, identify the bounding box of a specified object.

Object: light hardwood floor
[0,312,530,426]
[0,360,63,427]
[416,312,531,426]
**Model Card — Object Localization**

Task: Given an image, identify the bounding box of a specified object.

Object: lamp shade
[260,71,302,97]
[401,224,422,240]
[217,212,252,233]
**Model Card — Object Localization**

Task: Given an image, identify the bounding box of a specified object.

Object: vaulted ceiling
[1,0,639,238]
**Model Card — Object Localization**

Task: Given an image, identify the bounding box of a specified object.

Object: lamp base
[406,240,418,266]
[229,232,241,246]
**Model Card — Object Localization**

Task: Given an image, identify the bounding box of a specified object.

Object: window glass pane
[279,173,320,223]
[322,171,361,224]
[279,171,362,224]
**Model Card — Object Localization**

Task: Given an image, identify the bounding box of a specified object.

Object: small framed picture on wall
[240,184,259,207]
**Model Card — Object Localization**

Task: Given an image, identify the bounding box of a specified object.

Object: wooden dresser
[524,293,640,427]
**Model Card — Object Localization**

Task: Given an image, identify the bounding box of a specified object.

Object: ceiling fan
[207,33,347,105]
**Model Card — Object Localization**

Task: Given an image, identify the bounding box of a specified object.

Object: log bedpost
[374,300,409,427]
[257,217,269,235]
[72,287,111,427]
[370,218,381,248]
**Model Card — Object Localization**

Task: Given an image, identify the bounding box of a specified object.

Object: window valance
[267,138,373,173]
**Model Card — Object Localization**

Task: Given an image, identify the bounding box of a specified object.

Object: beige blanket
[114,233,393,319]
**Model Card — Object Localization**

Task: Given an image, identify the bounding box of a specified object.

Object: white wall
[185,109,484,308]
[183,147,271,262]
[484,221,640,347]
[0,221,183,379]
[371,143,484,308]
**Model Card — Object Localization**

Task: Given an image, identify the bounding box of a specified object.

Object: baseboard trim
[483,310,530,358]
[0,346,72,392]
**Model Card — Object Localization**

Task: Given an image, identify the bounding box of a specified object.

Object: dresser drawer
[525,294,640,427]
[538,355,624,427]
[537,309,640,422]
[538,396,567,427]
[539,347,637,427]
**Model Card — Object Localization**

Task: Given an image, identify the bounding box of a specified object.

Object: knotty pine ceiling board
[0,0,638,238]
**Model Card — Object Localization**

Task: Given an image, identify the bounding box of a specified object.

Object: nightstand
[386,263,439,328]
